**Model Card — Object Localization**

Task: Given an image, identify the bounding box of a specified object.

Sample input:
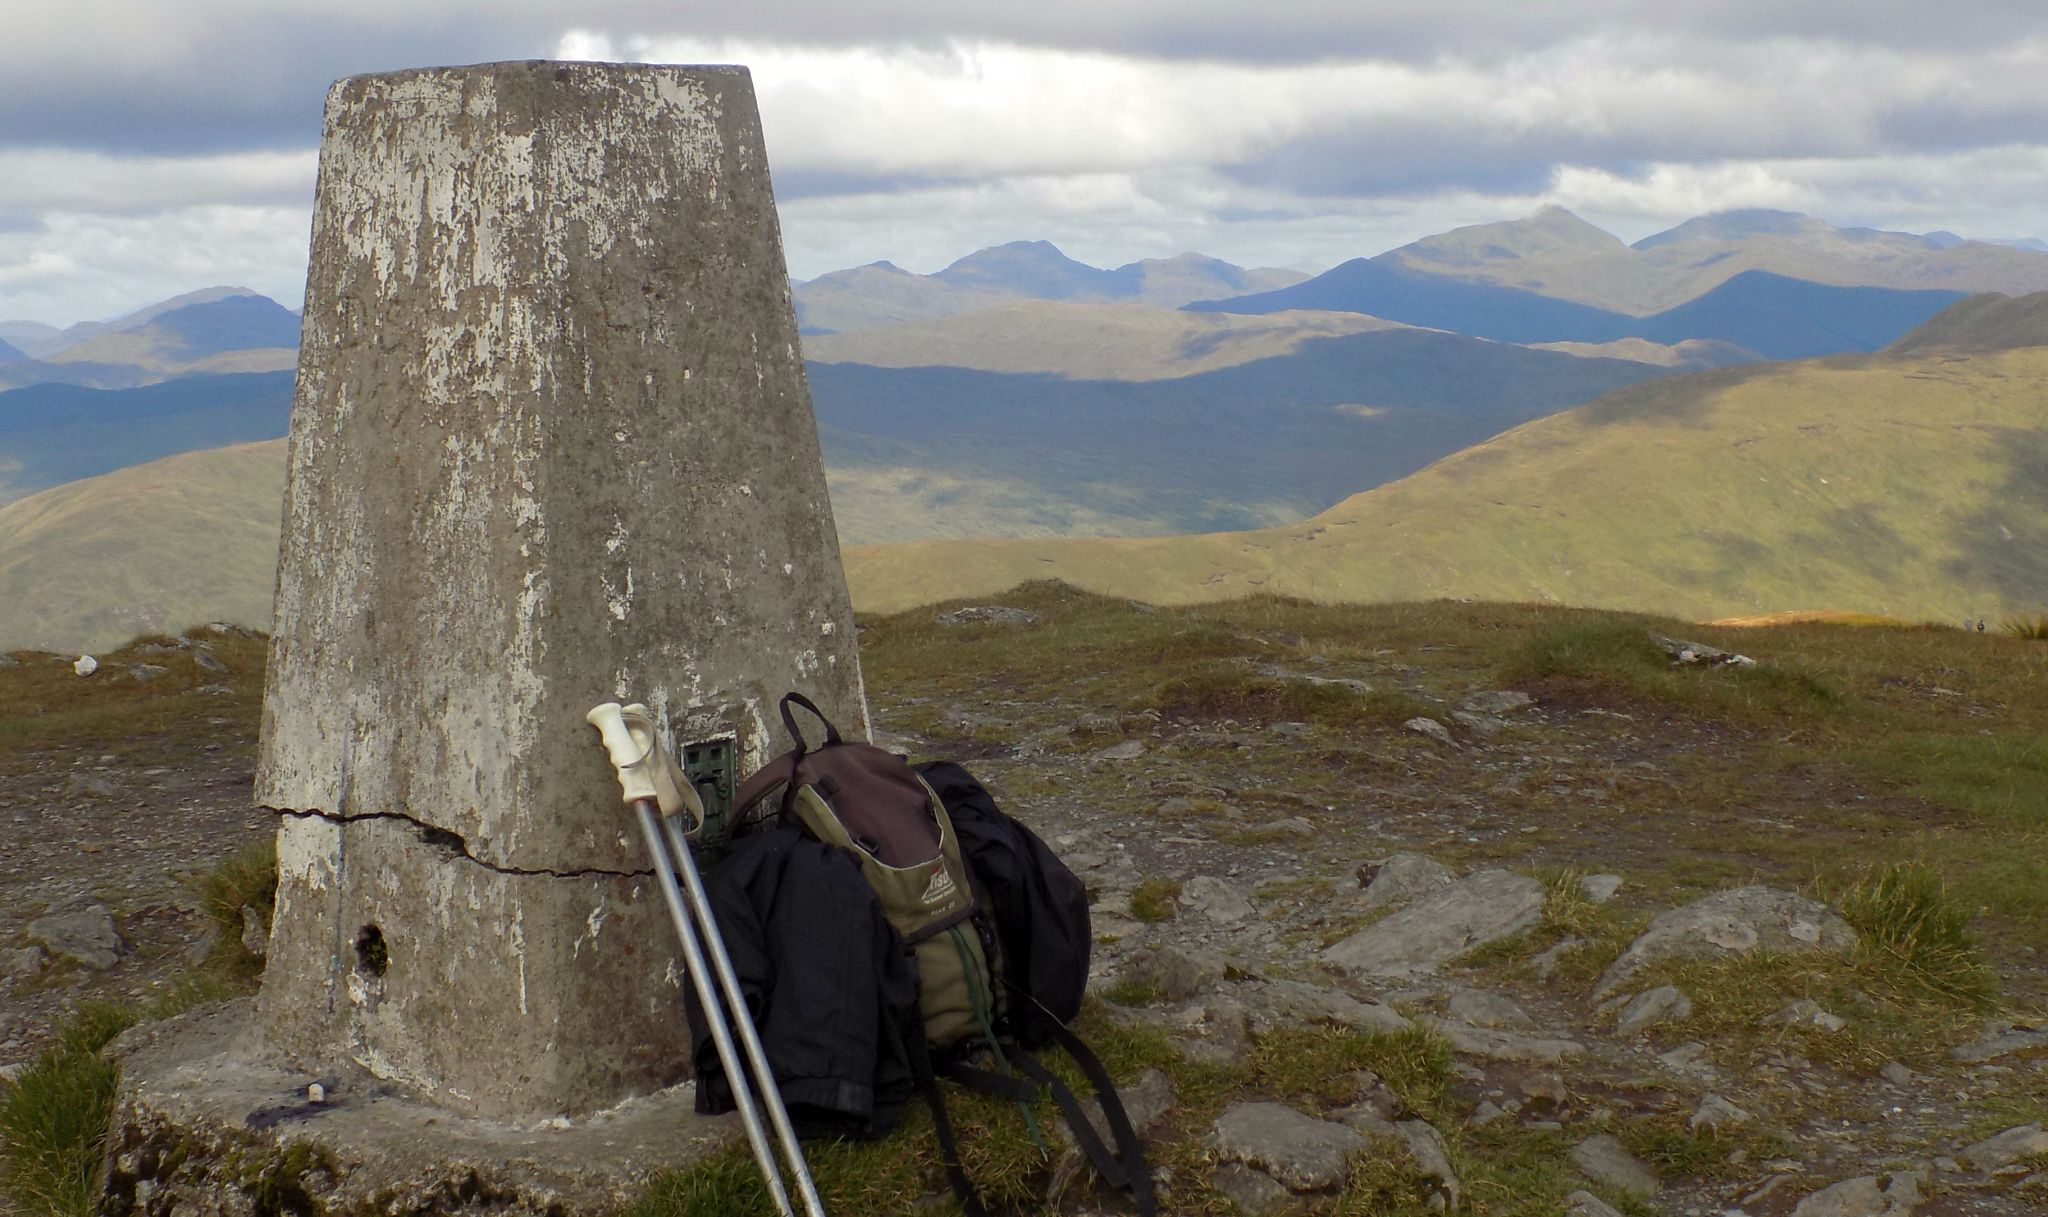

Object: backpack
[720,693,1155,1216]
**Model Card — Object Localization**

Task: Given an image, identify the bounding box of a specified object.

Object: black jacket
[685,821,920,1138]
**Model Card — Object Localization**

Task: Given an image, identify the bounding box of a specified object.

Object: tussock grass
[1145,663,1428,729]
[1506,618,1845,723]
[2003,614,2048,640]
[1834,862,1995,1005]
[1129,878,1182,924]
[0,1003,140,1217]
[193,838,277,980]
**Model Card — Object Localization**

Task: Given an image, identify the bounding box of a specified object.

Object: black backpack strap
[941,1040,1157,1215]
[903,1014,991,1217]
[1038,1025,1157,1215]
[779,692,843,750]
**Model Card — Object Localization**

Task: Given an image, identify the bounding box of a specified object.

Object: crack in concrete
[267,807,652,880]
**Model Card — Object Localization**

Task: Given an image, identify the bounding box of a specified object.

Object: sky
[4,1,2048,325]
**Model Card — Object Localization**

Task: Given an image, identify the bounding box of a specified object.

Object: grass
[0,626,266,770]
[1144,664,1428,729]
[1129,878,1182,924]
[0,1003,140,1217]
[0,841,268,1217]
[1505,617,1846,725]
[630,1007,1202,1217]
[2004,614,2048,640]
[192,838,278,980]
[1833,861,1996,1005]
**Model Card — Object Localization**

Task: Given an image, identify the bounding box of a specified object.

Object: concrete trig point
[102,60,864,1210]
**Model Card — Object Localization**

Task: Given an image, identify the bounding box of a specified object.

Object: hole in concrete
[354,925,389,977]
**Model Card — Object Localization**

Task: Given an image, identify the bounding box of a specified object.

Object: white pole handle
[586,701,661,805]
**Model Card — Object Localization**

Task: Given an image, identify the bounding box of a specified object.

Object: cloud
[0,206,312,324]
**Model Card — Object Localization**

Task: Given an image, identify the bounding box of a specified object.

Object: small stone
[1354,853,1455,911]
[1959,1125,2048,1170]
[1211,1102,1365,1192]
[66,771,120,799]
[1615,985,1693,1036]
[1092,739,1146,761]
[1519,1072,1568,1106]
[1460,691,1533,715]
[1689,1093,1753,1132]
[1468,1100,1507,1129]
[1763,999,1847,1033]
[308,1082,326,1103]
[1532,937,1584,979]
[1570,1133,1659,1200]
[73,654,99,676]
[28,904,126,970]
[933,605,1038,627]
[1659,1042,1712,1072]
[1120,946,1222,1004]
[1788,1171,1922,1217]
[194,651,229,673]
[1403,717,1455,746]
[1251,978,1411,1035]
[241,906,270,958]
[1565,1191,1626,1217]
[1879,1062,1915,1086]
[1179,876,1254,924]
[0,945,49,980]
[1578,874,1623,903]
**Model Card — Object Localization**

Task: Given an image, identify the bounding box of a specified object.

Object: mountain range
[1187,266,1971,360]
[0,291,300,391]
[4,206,2048,649]
[1379,206,2048,313]
[7,292,2042,652]
[792,242,1306,334]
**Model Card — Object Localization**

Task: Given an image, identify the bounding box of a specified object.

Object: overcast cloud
[4,1,2047,323]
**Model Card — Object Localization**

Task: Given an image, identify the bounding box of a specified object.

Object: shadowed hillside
[1191,265,1968,359]
[843,303,2048,622]
[0,440,284,651]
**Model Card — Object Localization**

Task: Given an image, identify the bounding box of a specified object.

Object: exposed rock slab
[1248,978,1411,1035]
[1394,1119,1461,1210]
[1211,1102,1364,1192]
[1594,886,1855,997]
[1325,870,1544,977]
[1427,1019,1586,1065]
[1569,1133,1658,1200]
[1960,1124,2048,1170]
[1354,852,1455,912]
[1788,1171,1922,1217]
[1613,985,1692,1037]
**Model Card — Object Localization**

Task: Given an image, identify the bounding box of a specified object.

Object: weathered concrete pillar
[255,61,866,1120]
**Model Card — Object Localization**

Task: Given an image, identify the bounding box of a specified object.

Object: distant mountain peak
[1395,207,1626,265]
[1632,209,1823,250]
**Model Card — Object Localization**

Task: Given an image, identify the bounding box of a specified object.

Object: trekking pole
[587,702,825,1217]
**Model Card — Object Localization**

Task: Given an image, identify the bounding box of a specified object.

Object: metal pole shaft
[662,814,828,1217]
[633,799,795,1217]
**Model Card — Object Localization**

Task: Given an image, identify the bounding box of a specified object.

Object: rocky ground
[2,594,2044,1215]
